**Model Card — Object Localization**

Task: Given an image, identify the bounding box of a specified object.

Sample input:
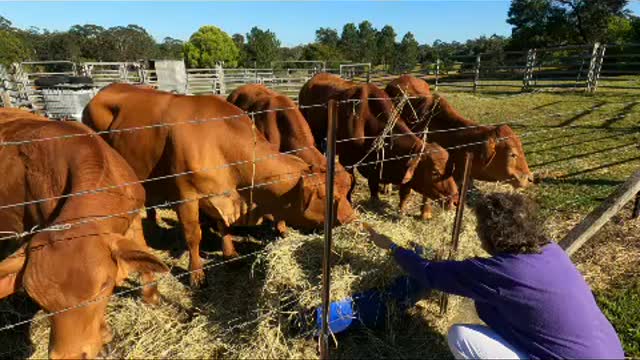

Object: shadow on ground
[0,294,40,358]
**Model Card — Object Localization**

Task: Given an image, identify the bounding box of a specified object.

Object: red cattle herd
[0,74,532,358]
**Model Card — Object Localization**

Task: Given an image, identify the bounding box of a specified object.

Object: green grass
[447,87,640,358]
[596,280,640,357]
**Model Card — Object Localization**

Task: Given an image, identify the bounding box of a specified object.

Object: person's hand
[362,223,394,250]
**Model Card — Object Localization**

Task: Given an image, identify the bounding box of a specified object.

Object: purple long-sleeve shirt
[394,242,624,359]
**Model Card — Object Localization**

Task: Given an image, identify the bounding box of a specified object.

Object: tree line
[2,0,640,69]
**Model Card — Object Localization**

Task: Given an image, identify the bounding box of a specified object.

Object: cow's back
[385,75,431,100]
[0,108,50,125]
[83,84,176,183]
[0,115,145,259]
[1,118,144,223]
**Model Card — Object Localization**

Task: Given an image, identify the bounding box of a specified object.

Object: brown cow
[299,73,458,220]
[0,113,168,359]
[0,108,49,124]
[83,83,354,288]
[385,75,533,188]
[227,83,354,232]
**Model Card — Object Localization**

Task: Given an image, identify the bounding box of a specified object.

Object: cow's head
[0,231,167,359]
[478,125,533,188]
[287,166,355,230]
[402,143,459,209]
[335,83,400,136]
[333,163,354,203]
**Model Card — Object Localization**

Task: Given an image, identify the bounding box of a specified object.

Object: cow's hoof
[99,343,114,359]
[190,271,208,289]
[142,288,161,306]
[222,249,240,260]
[276,221,288,237]
[421,212,433,221]
[101,323,113,344]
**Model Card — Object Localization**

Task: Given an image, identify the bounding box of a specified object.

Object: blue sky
[2,1,640,46]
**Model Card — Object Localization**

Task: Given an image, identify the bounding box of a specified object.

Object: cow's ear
[339,87,365,122]
[0,273,21,299]
[0,247,26,299]
[115,249,168,275]
[482,130,498,165]
[402,156,421,184]
[111,235,168,283]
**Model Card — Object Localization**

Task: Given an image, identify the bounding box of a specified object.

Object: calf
[386,75,533,188]
[0,113,168,359]
[83,83,354,288]
[299,73,458,220]
[227,84,354,231]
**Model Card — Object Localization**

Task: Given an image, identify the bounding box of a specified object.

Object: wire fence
[0,92,638,357]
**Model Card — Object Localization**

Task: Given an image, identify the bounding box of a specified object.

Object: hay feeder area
[0,176,492,359]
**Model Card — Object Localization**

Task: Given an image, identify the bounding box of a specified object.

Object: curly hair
[474,193,550,254]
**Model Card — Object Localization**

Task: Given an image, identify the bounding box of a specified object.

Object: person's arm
[365,223,497,301]
[393,247,497,300]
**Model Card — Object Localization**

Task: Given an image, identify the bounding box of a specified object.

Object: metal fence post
[320,99,338,360]
[473,54,481,92]
[592,44,607,93]
[586,42,601,93]
[523,48,536,91]
[435,58,440,91]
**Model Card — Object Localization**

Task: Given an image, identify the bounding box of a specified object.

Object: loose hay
[0,180,488,359]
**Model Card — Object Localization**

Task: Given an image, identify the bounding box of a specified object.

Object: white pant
[447,324,527,359]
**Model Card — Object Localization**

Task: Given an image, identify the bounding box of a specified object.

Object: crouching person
[366,192,624,359]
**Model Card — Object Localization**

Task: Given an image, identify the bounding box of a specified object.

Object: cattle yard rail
[0,93,639,358]
[2,42,639,117]
[363,43,640,94]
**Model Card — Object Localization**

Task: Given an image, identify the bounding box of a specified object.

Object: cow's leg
[347,169,357,203]
[276,220,288,237]
[216,222,239,259]
[100,317,113,344]
[146,208,157,224]
[126,214,162,304]
[368,177,381,202]
[421,196,433,220]
[380,183,392,195]
[452,156,466,189]
[176,201,207,288]
[398,184,412,213]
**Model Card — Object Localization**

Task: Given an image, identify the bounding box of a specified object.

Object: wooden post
[217,64,226,96]
[435,58,440,91]
[0,91,12,108]
[632,192,640,219]
[320,99,338,360]
[559,169,640,256]
[439,152,474,315]
[366,64,371,84]
[473,55,481,93]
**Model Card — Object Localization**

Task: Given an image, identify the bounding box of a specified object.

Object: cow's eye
[510,153,518,159]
